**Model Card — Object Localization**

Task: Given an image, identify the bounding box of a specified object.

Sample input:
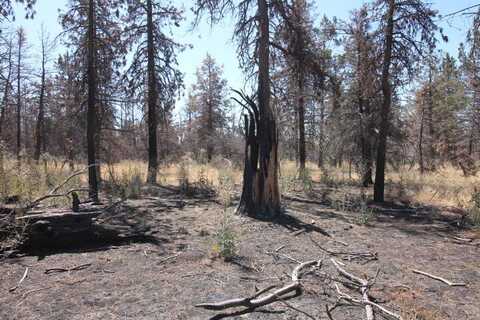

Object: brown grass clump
[389,288,447,320]
[1,153,478,211]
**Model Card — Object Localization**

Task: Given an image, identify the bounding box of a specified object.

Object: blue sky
[9,0,480,115]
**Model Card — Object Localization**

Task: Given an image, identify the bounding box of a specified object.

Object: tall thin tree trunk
[146,0,158,184]
[418,104,425,174]
[34,38,46,161]
[297,66,306,172]
[317,93,325,168]
[87,0,99,201]
[373,0,394,203]
[16,34,22,161]
[426,63,436,169]
[0,40,13,140]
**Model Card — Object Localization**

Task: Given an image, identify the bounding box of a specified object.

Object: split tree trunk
[237,0,280,217]
[373,0,394,202]
[146,0,158,184]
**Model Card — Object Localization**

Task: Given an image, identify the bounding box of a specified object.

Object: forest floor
[1,182,479,320]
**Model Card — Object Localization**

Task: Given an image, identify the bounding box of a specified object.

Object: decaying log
[16,209,103,243]
[195,260,320,311]
[411,269,466,287]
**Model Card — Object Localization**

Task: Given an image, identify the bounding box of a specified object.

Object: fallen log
[195,260,320,311]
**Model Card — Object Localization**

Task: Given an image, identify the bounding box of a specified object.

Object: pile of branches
[196,256,404,320]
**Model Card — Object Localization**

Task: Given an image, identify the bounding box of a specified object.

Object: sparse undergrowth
[1,153,479,212]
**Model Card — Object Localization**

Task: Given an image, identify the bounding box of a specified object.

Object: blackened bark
[87,0,99,202]
[146,0,158,184]
[373,0,394,202]
[0,41,13,140]
[16,34,22,161]
[418,103,425,174]
[297,67,306,172]
[426,64,436,170]
[34,39,46,161]
[238,0,281,217]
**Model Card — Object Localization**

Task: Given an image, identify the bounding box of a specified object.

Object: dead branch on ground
[311,236,377,263]
[45,263,92,275]
[411,269,466,287]
[331,259,402,320]
[195,260,320,311]
[28,188,89,209]
[9,267,28,292]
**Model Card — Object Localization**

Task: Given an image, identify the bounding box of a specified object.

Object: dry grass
[1,153,478,213]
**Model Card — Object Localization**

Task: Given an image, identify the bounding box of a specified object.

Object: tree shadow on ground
[283,183,470,239]
[250,209,333,237]
[15,195,185,259]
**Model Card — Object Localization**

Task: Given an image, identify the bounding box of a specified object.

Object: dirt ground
[1,183,479,320]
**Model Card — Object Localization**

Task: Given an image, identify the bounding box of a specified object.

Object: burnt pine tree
[86,0,98,200]
[373,0,437,202]
[459,8,480,158]
[61,0,123,201]
[194,0,282,216]
[0,34,14,139]
[347,6,378,186]
[15,27,26,161]
[122,0,184,184]
[191,54,229,162]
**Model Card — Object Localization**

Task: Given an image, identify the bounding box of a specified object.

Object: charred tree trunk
[34,38,47,162]
[373,0,394,202]
[418,104,425,174]
[87,0,99,202]
[237,0,280,217]
[426,64,436,170]
[16,33,22,162]
[297,66,306,172]
[146,0,158,184]
[317,93,325,169]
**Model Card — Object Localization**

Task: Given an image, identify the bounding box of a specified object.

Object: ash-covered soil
[1,185,479,320]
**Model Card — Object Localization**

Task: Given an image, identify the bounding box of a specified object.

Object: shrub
[298,168,313,195]
[212,210,237,261]
[355,201,376,225]
[217,169,235,208]
[177,159,190,194]
[105,165,143,199]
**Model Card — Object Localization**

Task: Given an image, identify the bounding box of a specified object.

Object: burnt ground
[1,184,479,320]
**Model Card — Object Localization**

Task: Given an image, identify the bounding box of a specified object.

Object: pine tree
[372,0,437,202]
[122,0,184,184]
[190,54,229,162]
